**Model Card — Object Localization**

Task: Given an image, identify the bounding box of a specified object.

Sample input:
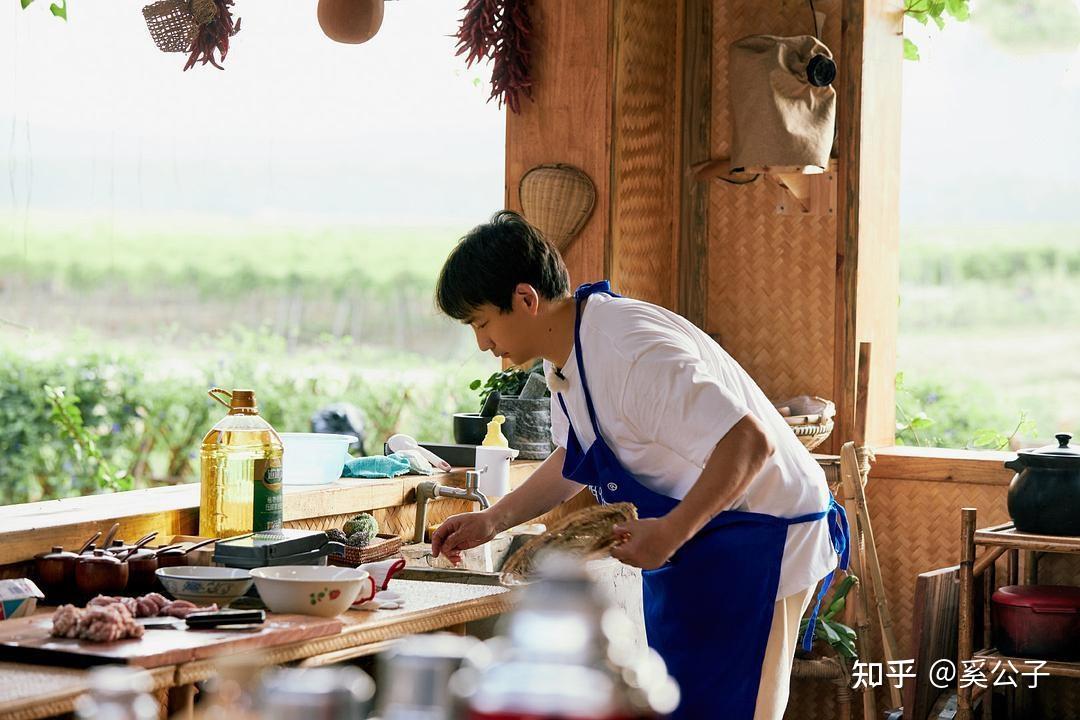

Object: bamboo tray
[329,534,402,567]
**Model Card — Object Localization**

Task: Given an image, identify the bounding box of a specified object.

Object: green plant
[19,0,67,21]
[894,372,1038,449]
[45,385,131,493]
[469,361,546,411]
[799,574,859,660]
[903,0,970,60]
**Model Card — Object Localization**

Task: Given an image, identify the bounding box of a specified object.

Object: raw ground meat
[51,593,215,642]
[51,602,143,642]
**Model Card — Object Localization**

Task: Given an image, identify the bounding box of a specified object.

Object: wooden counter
[0,579,513,720]
[0,463,544,569]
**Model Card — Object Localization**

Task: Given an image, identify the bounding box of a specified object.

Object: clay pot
[75,549,129,599]
[35,546,79,601]
[1006,433,1080,536]
[317,0,384,44]
[127,550,160,595]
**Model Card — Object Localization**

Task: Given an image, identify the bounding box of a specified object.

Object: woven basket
[519,164,596,251]
[774,395,835,451]
[328,533,402,567]
[500,502,637,585]
[142,0,198,53]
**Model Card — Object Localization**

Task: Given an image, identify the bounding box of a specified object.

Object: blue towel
[342,453,412,479]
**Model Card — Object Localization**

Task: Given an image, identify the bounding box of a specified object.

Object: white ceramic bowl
[250,566,375,617]
[279,433,357,485]
[155,566,253,606]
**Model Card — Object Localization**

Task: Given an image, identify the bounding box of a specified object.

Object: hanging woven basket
[519,164,596,252]
[142,0,198,53]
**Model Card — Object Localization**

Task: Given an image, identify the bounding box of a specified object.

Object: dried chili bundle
[183,0,241,71]
[455,0,533,113]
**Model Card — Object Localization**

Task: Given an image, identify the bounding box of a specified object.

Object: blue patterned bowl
[155,566,253,606]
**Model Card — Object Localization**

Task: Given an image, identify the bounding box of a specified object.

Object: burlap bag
[729,35,836,171]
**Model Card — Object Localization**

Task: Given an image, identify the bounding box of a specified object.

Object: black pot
[1006,433,1080,536]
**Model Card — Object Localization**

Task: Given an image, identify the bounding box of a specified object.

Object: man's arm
[610,414,773,569]
[431,446,583,559]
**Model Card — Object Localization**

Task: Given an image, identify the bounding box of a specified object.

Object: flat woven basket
[142,0,198,53]
[790,417,835,451]
[500,502,637,586]
[518,164,596,251]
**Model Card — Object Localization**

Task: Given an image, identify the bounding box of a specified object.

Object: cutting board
[0,612,343,669]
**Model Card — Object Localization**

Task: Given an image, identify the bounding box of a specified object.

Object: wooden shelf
[958,508,1080,720]
[974,522,1080,554]
[972,649,1080,680]
[690,158,838,216]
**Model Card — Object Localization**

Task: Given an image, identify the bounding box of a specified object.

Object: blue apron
[556,281,850,719]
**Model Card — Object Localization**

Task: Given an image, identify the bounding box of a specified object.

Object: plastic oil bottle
[199,388,284,538]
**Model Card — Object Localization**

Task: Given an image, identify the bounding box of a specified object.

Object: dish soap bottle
[200,388,283,538]
[482,415,509,448]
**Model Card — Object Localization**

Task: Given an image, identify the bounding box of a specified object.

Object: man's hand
[430,510,500,564]
[609,516,687,570]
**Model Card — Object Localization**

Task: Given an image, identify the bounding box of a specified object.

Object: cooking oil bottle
[199,388,284,538]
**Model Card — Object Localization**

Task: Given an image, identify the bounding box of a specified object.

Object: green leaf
[49,0,66,19]
[944,0,969,21]
[908,9,930,25]
[931,12,946,29]
[910,413,935,430]
[469,379,482,391]
[21,0,34,8]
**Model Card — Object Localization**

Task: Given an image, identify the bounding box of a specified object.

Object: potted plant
[797,574,859,666]
[470,361,553,460]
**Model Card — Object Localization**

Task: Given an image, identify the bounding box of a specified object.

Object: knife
[139,609,266,630]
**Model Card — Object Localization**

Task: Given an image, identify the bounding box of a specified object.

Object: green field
[3,217,1078,503]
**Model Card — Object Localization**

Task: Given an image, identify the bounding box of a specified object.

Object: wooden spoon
[178,537,218,555]
[101,523,121,550]
[120,533,159,561]
[151,543,182,557]
[77,531,102,555]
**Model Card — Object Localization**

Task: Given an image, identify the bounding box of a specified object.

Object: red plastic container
[991,585,1080,660]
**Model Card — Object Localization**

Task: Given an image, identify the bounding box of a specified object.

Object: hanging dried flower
[456,0,533,113]
[184,0,241,71]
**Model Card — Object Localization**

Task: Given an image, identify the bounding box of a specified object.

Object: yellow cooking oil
[199,388,283,538]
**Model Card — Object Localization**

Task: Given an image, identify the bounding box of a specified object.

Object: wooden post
[958,507,977,720]
[838,443,877,720]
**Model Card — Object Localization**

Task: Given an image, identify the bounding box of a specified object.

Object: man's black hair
[436,210,571,321]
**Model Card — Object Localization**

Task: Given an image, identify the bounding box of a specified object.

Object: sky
[900,16,1080,227]
[1,0,506,228]
[1,2,1079,234]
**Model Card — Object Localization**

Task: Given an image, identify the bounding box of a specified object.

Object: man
[432,210,848,720]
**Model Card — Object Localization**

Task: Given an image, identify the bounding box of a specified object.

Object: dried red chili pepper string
[455,0,533,113]
[184,0,241,71]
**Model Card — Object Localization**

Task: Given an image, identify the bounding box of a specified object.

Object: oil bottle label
[253,461,283,531]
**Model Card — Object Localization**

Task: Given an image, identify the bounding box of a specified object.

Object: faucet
[412,470,490,544]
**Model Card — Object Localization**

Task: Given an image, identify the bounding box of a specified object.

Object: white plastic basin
[279,432,357,485]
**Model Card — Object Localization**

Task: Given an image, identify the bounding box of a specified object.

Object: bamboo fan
[519,164,596,252]
[142,0,198,53]
[500,502,637,586]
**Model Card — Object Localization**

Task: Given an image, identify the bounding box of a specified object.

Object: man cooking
[431,210,849,720]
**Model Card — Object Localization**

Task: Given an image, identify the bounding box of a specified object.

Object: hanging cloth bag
[729,34,837,171]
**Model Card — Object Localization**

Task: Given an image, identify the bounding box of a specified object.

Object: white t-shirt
[545,293,837,600]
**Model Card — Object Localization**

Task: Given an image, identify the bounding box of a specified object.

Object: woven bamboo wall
[608,0,679,308]
[706,0,841,406]
[505,0,614,287]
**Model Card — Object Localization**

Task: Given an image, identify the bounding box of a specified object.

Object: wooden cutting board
[0,611,343,669]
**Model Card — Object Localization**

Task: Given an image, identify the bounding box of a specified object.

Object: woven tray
[329,534,402,567]
[500,502,637,585]
[791,417,835,451]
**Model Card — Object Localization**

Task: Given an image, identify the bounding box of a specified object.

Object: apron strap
[800,497,851,652]
[570,281,621,444]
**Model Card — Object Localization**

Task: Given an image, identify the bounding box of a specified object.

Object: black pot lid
[1014,433,1080,469]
